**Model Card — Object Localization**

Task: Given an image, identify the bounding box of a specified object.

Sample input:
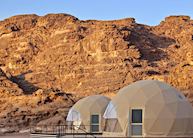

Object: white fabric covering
[103,101,117,119]
[66,95,110,132]
[66,108,81,121]
[73,120,81,130]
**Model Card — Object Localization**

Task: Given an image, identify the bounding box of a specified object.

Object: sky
[0,0,193,25]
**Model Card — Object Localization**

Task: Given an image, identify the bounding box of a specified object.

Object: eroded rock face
[0,14,192,132]
[0,79,75,133]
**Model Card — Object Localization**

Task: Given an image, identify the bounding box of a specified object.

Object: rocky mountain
[0,14,192,133]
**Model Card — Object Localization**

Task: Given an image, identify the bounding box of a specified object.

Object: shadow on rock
[125,24,176,62]
[9,70,39,94]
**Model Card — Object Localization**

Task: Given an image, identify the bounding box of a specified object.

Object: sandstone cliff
[0,14,192,133]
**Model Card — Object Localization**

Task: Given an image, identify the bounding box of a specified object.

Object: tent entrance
[128,109,143,137]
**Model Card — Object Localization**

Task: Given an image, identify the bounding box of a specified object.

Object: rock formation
[0,14,192,133]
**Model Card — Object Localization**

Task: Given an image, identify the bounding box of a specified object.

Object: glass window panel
[132,109,142,123]
[91,125,99,132]
[131,125,142,136]
[91,115,99,124]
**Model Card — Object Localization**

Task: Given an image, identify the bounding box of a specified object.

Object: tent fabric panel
[66,108,81,121]
[103,101,117,119]
[104,119,122,132]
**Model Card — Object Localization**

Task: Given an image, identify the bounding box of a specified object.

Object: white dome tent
[66,95,110,133]
[103,80,193,137]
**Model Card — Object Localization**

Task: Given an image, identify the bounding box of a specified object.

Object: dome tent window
[90,114,99,132]
[130,109,143,136]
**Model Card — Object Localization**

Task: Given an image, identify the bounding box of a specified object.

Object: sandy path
[0,133,30,138]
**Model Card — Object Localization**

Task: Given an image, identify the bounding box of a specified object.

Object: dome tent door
[128,109,143,137]
[90,114,100,132]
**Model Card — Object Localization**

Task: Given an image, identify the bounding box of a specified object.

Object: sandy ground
[0,133,30,138]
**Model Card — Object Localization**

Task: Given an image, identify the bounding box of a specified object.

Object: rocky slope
[0,14,192,133]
